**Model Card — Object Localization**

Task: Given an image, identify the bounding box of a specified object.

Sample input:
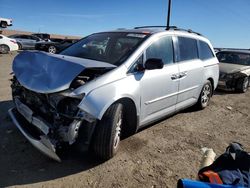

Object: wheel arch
[17,42,22,50]
[207,77,214,95]
[96,97,138,137]
[78,94,139,135]
[114,97,138,136]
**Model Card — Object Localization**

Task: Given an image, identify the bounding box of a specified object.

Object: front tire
[196,80,212,109]
[0,44,10,54]
[91,103,123,160]
[17,42,22,50]
[236,77,249,93]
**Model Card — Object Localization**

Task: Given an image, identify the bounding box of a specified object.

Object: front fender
[78,76,140,120]
[240,69,250,76]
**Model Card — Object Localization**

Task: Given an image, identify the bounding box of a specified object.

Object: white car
[0,17,12,28]
[0,35,19,54]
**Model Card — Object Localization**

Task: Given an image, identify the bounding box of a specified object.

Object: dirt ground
[0,52,249,188]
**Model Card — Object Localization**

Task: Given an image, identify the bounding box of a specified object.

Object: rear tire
[91,103,123,160]
[0,21,7,28]
[0,44,10,54]
[196,80,212,109]
[48,45,57,54]
[236,77,249,93]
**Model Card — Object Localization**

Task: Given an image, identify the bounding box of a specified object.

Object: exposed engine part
[70,68,112,89]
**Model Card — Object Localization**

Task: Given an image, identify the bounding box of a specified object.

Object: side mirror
[144,58,164,70]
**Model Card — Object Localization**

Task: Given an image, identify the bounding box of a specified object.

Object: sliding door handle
[171,74,178,80]
[179,71,187,78]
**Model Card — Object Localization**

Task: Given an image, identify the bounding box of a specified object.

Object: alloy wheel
[201,84,211,106]
[48,46,56,54]
[113,111,122,150]
[0,45,9,54]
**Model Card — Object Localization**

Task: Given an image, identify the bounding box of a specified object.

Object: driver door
[138,36,179,126]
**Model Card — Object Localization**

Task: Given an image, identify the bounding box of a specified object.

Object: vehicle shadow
[214,89,240,96]
[0,100,103,187]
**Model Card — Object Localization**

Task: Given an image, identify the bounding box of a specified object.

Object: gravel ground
[0,52,249,188]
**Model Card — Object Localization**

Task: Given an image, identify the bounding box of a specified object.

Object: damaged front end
[9,51,115,161]
[9,77,97,162]
[218,72,248,90]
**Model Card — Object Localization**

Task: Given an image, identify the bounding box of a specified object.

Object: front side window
[198,40,214,60]
[146,36,174,65]
[129,54,144,73]
[61,32,149,66]
[177,37,198,62]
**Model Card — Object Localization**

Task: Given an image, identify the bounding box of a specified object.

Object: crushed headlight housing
[58,90,85,99]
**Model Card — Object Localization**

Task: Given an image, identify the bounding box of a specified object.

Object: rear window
[177,37,198,62]
[198,40,214,60]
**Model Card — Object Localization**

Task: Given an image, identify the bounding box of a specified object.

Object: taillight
[10,40,17,44]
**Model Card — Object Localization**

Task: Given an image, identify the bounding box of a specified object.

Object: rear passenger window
[178,37,198,62]
[146,36,173,65]
[198,40,214,60]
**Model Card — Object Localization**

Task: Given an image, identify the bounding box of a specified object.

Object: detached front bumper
[8,108,61,162]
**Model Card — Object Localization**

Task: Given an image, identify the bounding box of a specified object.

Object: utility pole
[166,0,172,30]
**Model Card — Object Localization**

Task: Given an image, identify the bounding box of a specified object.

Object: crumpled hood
[13,51,116,93]
[219,62,250,74]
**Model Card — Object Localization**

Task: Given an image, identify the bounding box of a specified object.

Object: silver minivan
[9,27,219,161]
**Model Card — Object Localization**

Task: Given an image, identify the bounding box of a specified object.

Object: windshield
[60,32,149,66]
[217,51,250,66]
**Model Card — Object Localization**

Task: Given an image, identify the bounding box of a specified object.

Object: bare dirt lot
[0,52,249,188]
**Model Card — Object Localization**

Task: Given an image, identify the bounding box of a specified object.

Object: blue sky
[0,0,250,48]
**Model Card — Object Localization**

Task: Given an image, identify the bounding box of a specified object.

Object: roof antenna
[166,0,172,30]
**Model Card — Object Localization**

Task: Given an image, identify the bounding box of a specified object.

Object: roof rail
[134,26,170,29]
[134,26,202,36]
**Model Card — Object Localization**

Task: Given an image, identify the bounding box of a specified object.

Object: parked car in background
[9,27,219,162]
[214,48,221,53]
[217,50,250,92]
[35,39,79,54]
[9,34,43,50]
[32,33,50,41]
[0,17,12,28]
[0,35,18,53]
